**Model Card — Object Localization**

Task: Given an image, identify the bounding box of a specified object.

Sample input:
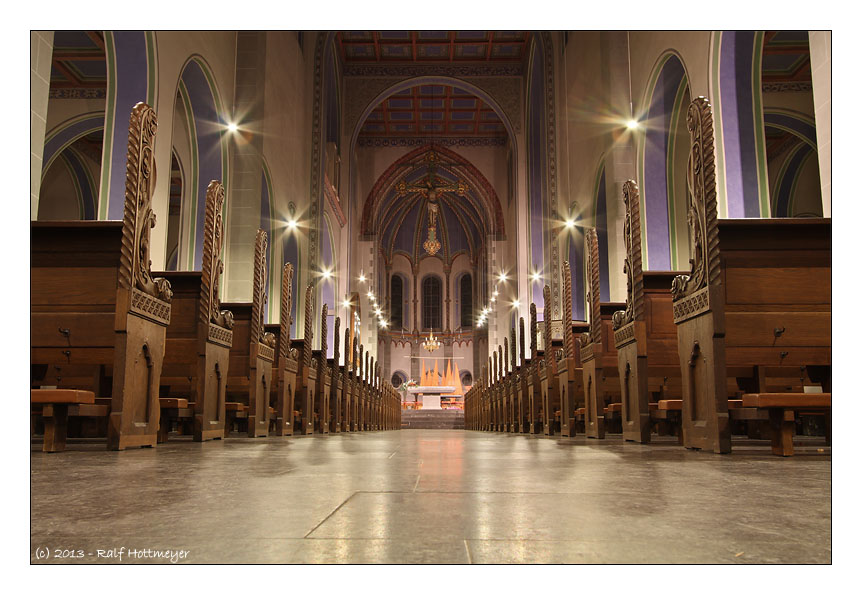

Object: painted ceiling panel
[357,84,508,139]
[337,30,529,63]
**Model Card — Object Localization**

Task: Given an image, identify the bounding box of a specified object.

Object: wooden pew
[31,102,173,451]
[223,230,276,437]
[579,228,625,439]
[313,305,331,434]
[269,263,298,436]
[156,180,233,442]
[612,180,686,443]
[670,97,831,454]
[291,285,317,435]
[327,316,343,433]
[514,317,529,433]
[526,303,545,434]
[553,263,590,437]
[539,285,565,436]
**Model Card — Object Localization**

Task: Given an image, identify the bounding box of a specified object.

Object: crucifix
[395,151,469,256]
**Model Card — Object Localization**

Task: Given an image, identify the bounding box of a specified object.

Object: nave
[30,429,831,564]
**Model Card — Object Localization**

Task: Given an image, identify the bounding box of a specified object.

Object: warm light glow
[498,273,507,282]
[358,274,366,283]
[375,308,382,316]
[493,290,499,297]
[380,320,388,328]
[342,300,351,308]
[565,219,576,229]
[512,300,520,309]
[626,119,640,130]
[367,291,374,299]
[531,272,541,283]
[482,307,489,315]
[322,269,332,279]
[490,297,496,303]
[286,219,297,230]
[227,122,239,133]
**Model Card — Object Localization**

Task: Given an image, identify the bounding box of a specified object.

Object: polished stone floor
[30,430,831,564]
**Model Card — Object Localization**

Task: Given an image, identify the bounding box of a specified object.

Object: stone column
[809,31,831,217]
[31,31,54,219]
[444,265,451,333]
[226,32,267,302]
[601,31,636,303]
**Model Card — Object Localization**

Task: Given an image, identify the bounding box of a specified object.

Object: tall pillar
[444,265,452,332]
[601,32,636,303]
[31,31,54,220]
[809,31,831,217]
[226,32,267,301]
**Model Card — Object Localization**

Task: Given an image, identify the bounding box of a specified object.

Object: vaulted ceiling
[362,147,505,266]
[762,31,811,84]
[359,84,506,139]
[49,31,106,95]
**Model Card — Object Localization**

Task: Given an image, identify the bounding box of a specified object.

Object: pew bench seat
[741,393,832,456]
[157,398,194,443]
[224,402,248,437]
[31,390,106,452]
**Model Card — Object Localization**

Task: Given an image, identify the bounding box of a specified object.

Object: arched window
[391,372,405,389]
[422,276,442,330]
[390,275,403,330]
[459,274,473,328]
[460,371,473,386]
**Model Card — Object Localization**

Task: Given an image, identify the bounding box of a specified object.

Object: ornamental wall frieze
[356,137,508,148]
[762,82,813,93]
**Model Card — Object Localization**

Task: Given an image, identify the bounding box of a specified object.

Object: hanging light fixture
[422,330,441,354]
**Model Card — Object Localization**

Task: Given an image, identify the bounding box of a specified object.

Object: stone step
[401,409,465,430]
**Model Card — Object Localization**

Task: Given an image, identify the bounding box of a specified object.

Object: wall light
[626,119,640,131]
[227,122,239,133]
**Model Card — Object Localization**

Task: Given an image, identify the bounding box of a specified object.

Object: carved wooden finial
[119,102,172,303]
[332,315,341,367]
[279,263,294,358]
[504,337,509,375]
[253,229,275,347]
[303,284,314,368]
[519,317,526,366]
[530,302,538,357]
[344,325,350,371]
[562,261,574,361]
[543,285,552,360]
[319,303,328,366]
[200,180,232,329]
[510,326,517,370]
[585,228,601,344]
[672,96,721,301]
[613,180,644,330]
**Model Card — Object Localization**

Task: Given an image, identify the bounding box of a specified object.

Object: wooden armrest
[607,403,622,413]
[727,399,743,409]
[658,399,682,411]
[159,398,189,409]
[31,389,94,405]
[225,402,247,412]
[39,404,109,417]
[742,393,832,409]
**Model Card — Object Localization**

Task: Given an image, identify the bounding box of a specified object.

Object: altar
[406,385,456,410]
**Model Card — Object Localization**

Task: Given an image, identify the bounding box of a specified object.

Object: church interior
[28,26,833,566]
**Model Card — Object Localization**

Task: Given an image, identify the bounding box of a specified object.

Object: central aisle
[30,430,831,563]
